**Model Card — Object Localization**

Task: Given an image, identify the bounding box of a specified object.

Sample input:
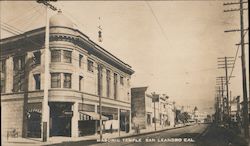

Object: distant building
[0,11,134,138]
[131,87,153,129]
[194,110,207,123]
[131,87,175,130]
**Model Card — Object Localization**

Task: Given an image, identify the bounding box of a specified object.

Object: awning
[79,111,109,120]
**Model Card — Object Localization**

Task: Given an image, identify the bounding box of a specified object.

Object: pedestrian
[110,123,113,134]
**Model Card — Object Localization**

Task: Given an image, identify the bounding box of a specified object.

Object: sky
[0,1,249,114]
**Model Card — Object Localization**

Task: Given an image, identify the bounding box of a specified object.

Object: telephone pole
[98,64,103,140]
[218,57,234,118]
[36,0,58,142]
[239,0,249,138]
[224,0,249,138]
[152,92,159,131]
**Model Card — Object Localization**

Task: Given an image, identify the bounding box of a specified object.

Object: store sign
[27,103,42,113]
[63,111,73,117]
[152,94,160,102]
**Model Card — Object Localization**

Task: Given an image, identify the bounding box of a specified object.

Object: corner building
[0,11,134,138]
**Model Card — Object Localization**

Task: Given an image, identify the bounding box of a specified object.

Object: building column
[5,57,13,93]
[71,102,79,137]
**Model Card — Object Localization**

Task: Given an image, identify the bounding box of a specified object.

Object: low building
[131,87,175,130]
[0,11,134,138]
[131,87,153,129]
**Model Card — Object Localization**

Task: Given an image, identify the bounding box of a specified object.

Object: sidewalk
[2,124,188,146]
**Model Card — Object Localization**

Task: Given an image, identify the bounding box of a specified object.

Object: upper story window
[33,51,41,65]
[51,50,61,62]
[87,60,94,72]
[79,54,83,68]
[79,76,83,91]
[106,69,111,97]
[13,72,25,92]
[120,76,124,85]
[33,74,41,90]
[0,59,6,73]
[0,60,6,93]
[13,55,25,71]
[114,73,118,99]
[63,50,72,63]
[51,73,61,88]
[63,73,72,88]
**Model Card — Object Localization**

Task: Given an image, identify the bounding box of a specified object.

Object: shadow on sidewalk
[44,139,102,146]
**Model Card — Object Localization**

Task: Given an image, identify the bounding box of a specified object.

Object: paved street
[46,124,208,146]
[45,124,248,146]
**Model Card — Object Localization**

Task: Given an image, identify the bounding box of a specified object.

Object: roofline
[0,26,134,74]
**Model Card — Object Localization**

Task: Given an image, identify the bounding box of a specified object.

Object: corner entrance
[49,102,73,137]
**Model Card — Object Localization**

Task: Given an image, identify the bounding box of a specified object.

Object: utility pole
[216,77,225,116]
[223,0,249,138]
[216,86,223,123]
[218,57,234,116]
[239,0,249,138]
[98,64,103,140]
[36,0,58,142]
[152,92,159,131]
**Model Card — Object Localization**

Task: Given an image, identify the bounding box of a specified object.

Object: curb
[3,124,195,146]
[117,124,192,139]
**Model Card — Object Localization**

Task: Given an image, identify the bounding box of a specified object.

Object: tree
[194,106,198,111]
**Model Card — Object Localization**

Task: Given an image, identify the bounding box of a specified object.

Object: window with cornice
[34,74,41,90]
[87,60,94,72]
[0,60,6,93]
[79,54,83,68]
[63,50,72,63]
[106,69,111,97]
[51,73,61,88]
[120,76,124,85]
[33,51,41,65]
[114,73,118,99]
[13,55,25,71]
[13,55,25,92]
[51,50,61,62]
[79,76,83,91]
[63,73,72,88]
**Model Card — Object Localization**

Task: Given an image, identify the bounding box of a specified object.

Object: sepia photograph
[0,0,249,146]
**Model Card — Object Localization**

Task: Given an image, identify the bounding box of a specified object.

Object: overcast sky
[0,1,249,114]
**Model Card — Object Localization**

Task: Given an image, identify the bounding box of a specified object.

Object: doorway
[49,102,73,137]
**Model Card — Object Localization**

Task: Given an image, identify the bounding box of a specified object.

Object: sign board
[152,94,160,102]
[63,111,73,117]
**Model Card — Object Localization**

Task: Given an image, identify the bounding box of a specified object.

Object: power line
[1,22,43,47]
[228,30,248,82]
[145,1,172,49]
[4,4,41,24]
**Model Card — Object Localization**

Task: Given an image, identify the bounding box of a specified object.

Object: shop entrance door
[49,102,73,137]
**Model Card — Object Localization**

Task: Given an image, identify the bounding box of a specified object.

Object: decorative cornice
[0,26,134,75]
